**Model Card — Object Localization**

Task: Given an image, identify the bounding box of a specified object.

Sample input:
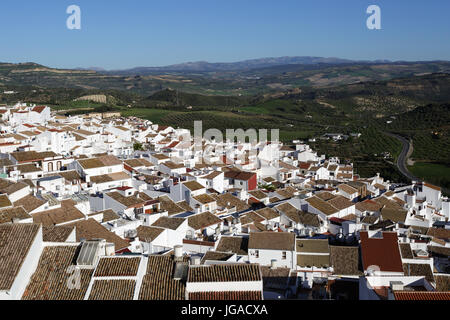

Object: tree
[133,142,143,151]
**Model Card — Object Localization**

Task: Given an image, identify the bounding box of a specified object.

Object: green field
[408,162,450,192]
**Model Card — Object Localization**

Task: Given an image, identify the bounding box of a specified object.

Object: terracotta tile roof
[66,218,130,251]
[42,225,75,242]
[136,226,165,242]
[0,223,41,291]
[189,291,262,300]
[201,251,234,264]
[124,158,150,168]
[162,161,185,170]
[224,171,256,181]
[78,155,122,169]
[276,186,297,199]
[356,200,383,212]
[269,196,281,203]
[248,190,267,200]
[203,171,222,180]
[139,255,187,300]
[380,207,407,223]
[22,245,93,300]
[11,151,57,162]
[158,195,185,215]
[329,246,361,275]
[106,191,145,208]
[88,209,119,223]
[188,264,261,283]
[90,171,130,184]
[305,196,339,216]
[244,211,265,223]
[394,291,450,300]
[338,184,358,195]
[151,216,186,230]
[360,231,403,273]
[192,193,216,204]
[176,201,193,212]
[183,180,205,191]
[210,193,250,212]
[31,106,46,113]
[94,257,141,277]
[315,191,336,201]
[435,275,450,291]
[399,243,414,259]
[327,195,354,210]
[249,232,295,251]
[188,211,222,230]
[255,207,279,220]
[297,239,329,253]
[0,194,12,209]
[260,266,291,289]
[54,170,81,182]
[13,194,45,213]
[9,163,42,174]
[0,179,29,195]
[426,227,450,241]
[216,236,249,255]
[0,206,31,224]
[152,153,169,160]
[297,254,330,268]
[402,263,434,283]
[32,200,85,226]
[88,279,136,300]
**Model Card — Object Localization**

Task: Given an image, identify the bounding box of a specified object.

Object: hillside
[1,60,449,96]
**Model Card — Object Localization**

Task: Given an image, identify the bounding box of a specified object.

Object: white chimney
[190,256,201,266]
[390,281,404,292]
[174,245,183,260]
[105,243,115,256]
[270,259,277,270]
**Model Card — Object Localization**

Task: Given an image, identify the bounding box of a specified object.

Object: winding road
[386,132,450,195]
[384,132,420,182]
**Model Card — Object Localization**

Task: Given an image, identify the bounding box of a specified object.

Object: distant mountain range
[103,56,393,74]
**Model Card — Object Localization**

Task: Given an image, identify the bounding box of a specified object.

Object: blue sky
[0,0,449,69]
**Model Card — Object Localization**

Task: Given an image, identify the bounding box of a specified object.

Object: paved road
[386,132,450,195]
[384,132,420,182]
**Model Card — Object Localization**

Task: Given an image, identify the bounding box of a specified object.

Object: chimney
[195,204,201,214]
[270,259,277,270]
[239,189,247,201]
[105,243,115,256]
[174,245,183,261]
[190,256,201,266]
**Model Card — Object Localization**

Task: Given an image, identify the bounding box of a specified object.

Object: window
[255,250,259,258]
[282,251,287,260]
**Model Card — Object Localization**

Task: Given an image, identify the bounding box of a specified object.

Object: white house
[248,232,296,269]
